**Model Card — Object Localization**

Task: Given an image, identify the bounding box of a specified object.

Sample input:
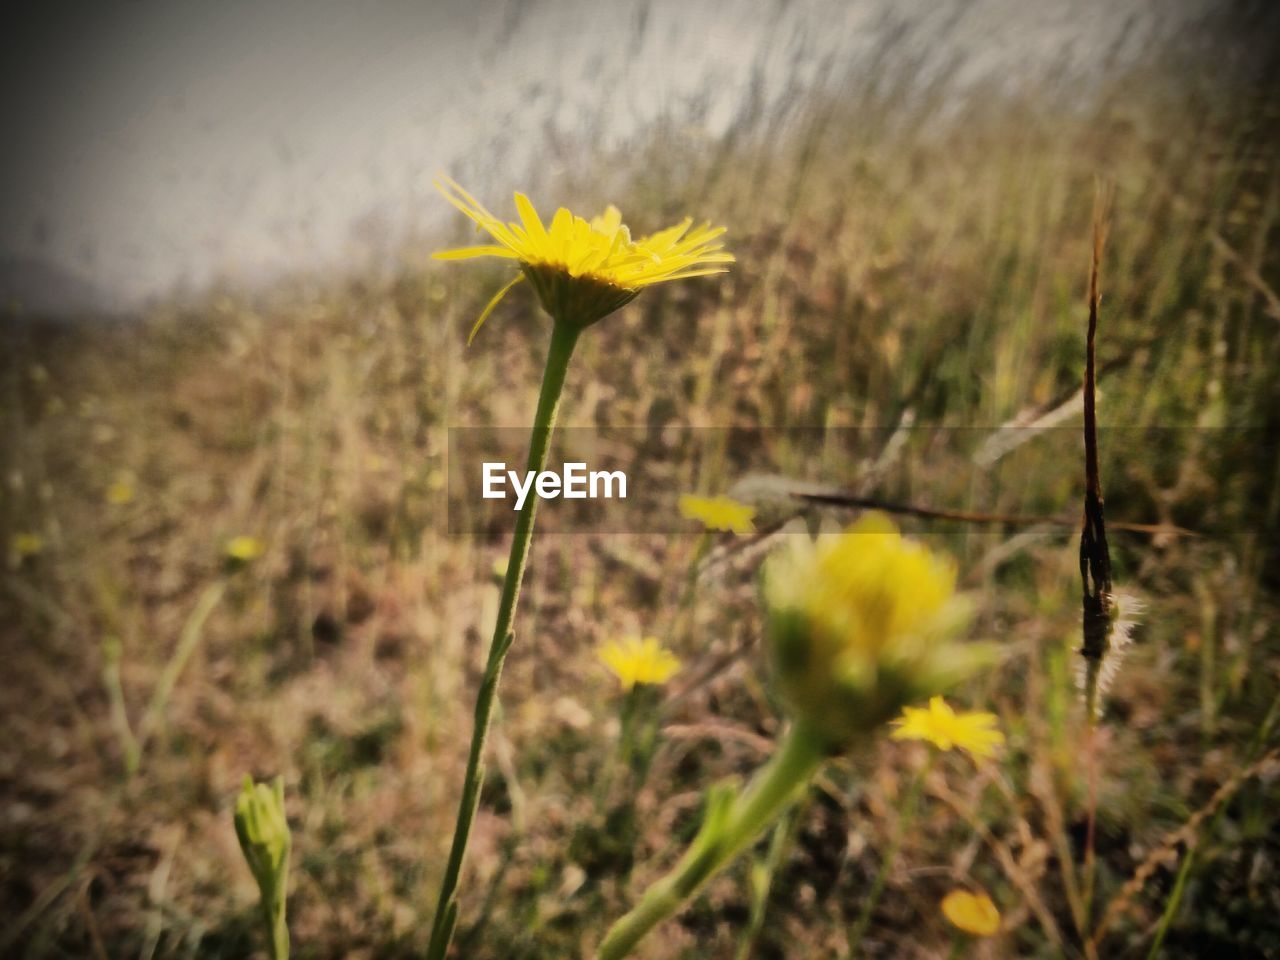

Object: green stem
[846,755,931,957]
[596,686,641,814]
[735,802,801,960]
[1147,846,1194,960]
[598,725,827,960]
[265,869,289,960]
[426,319,581,960]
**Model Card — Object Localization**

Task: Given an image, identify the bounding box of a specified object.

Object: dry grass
[3,26,1280,960]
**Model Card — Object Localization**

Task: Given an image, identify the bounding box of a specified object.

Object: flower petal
[433,245,520,260]
[467,272,524,345]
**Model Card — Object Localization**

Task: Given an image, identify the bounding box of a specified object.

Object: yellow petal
[941,890,1000,937]
[433,245,520,260]
[468,272,524,345]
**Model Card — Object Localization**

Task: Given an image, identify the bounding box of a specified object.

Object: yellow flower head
[225,535,265,564]
[10,532,44,559]
[106,474,136,505]
[599,636,681,691]
[941,889,1001,937]
[678,494,756,535]
[890,696,1004,760]
[433,176,733,336]
[763,514,992,750]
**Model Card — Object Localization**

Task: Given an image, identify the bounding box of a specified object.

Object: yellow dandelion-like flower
[432,176,733,338]
[225,535,265,563]
[678,494,756,535]
[941,889,1001,937]
[763,513,993,749]
[890,696,1004,760]
[599,636,681,691]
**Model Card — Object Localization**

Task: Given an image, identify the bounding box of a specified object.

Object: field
[2,15,1279,959]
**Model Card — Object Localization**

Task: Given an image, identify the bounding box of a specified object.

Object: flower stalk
[598,723,828,960]
[426,318,581,960]
[599,515,991,957]
[427,179,729,956]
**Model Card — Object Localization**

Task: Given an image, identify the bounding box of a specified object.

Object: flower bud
[234,776,291,959]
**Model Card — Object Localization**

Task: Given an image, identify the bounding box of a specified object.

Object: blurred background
[2,0,1279,957]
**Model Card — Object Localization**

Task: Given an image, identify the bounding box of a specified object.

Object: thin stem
[598,725,827,960]
[736,802,801,960]
[1082,723,1100,928]
[595,686,641,815]
[138,580,226,762]
[1146,845,1194,960]
[846,754,932,957]
[265,870,289,960]
[426,319,581,960]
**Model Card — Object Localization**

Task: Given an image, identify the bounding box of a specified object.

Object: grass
[2,19,1279,959]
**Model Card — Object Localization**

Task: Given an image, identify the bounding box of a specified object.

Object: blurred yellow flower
[106,476,136,505]
[764,513,992,749]
[10,532,43,558]
[433,176,733,336]
[890,696,1004,760]
[941,889,1000,937]
[678,494,756,535]
[225,535,265,563]
[599,637,681,691]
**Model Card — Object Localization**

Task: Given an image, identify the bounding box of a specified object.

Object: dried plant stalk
[1080,182,1115,723]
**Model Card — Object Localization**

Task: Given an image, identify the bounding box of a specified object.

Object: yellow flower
[11,532,43,556]
[941,889,1001,937]
[599,637,681,691]
[433,176,733,337]
[9,532,43,563]
[106,475,135,505]
[225,535,264,563]
[763,513,992,750]
[678,494,756,535]
[890,696,1004,760]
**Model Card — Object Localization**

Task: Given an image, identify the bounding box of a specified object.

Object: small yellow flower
[764,513,992,749]
[678,494,756,535]
[9,532,43,565]
[433,176,733,337]
[11,532,43,557]
[941,889,1001,937]
[890,696,1004,760]
[599,637,681,691]
[225,535,265,563]
[106,475,135,505]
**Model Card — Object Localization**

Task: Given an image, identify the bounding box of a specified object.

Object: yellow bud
[234,775,290,880]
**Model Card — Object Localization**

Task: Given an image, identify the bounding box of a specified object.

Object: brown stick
[791,490,1194,537]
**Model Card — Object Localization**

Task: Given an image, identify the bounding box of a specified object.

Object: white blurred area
[0,0,1217,314]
